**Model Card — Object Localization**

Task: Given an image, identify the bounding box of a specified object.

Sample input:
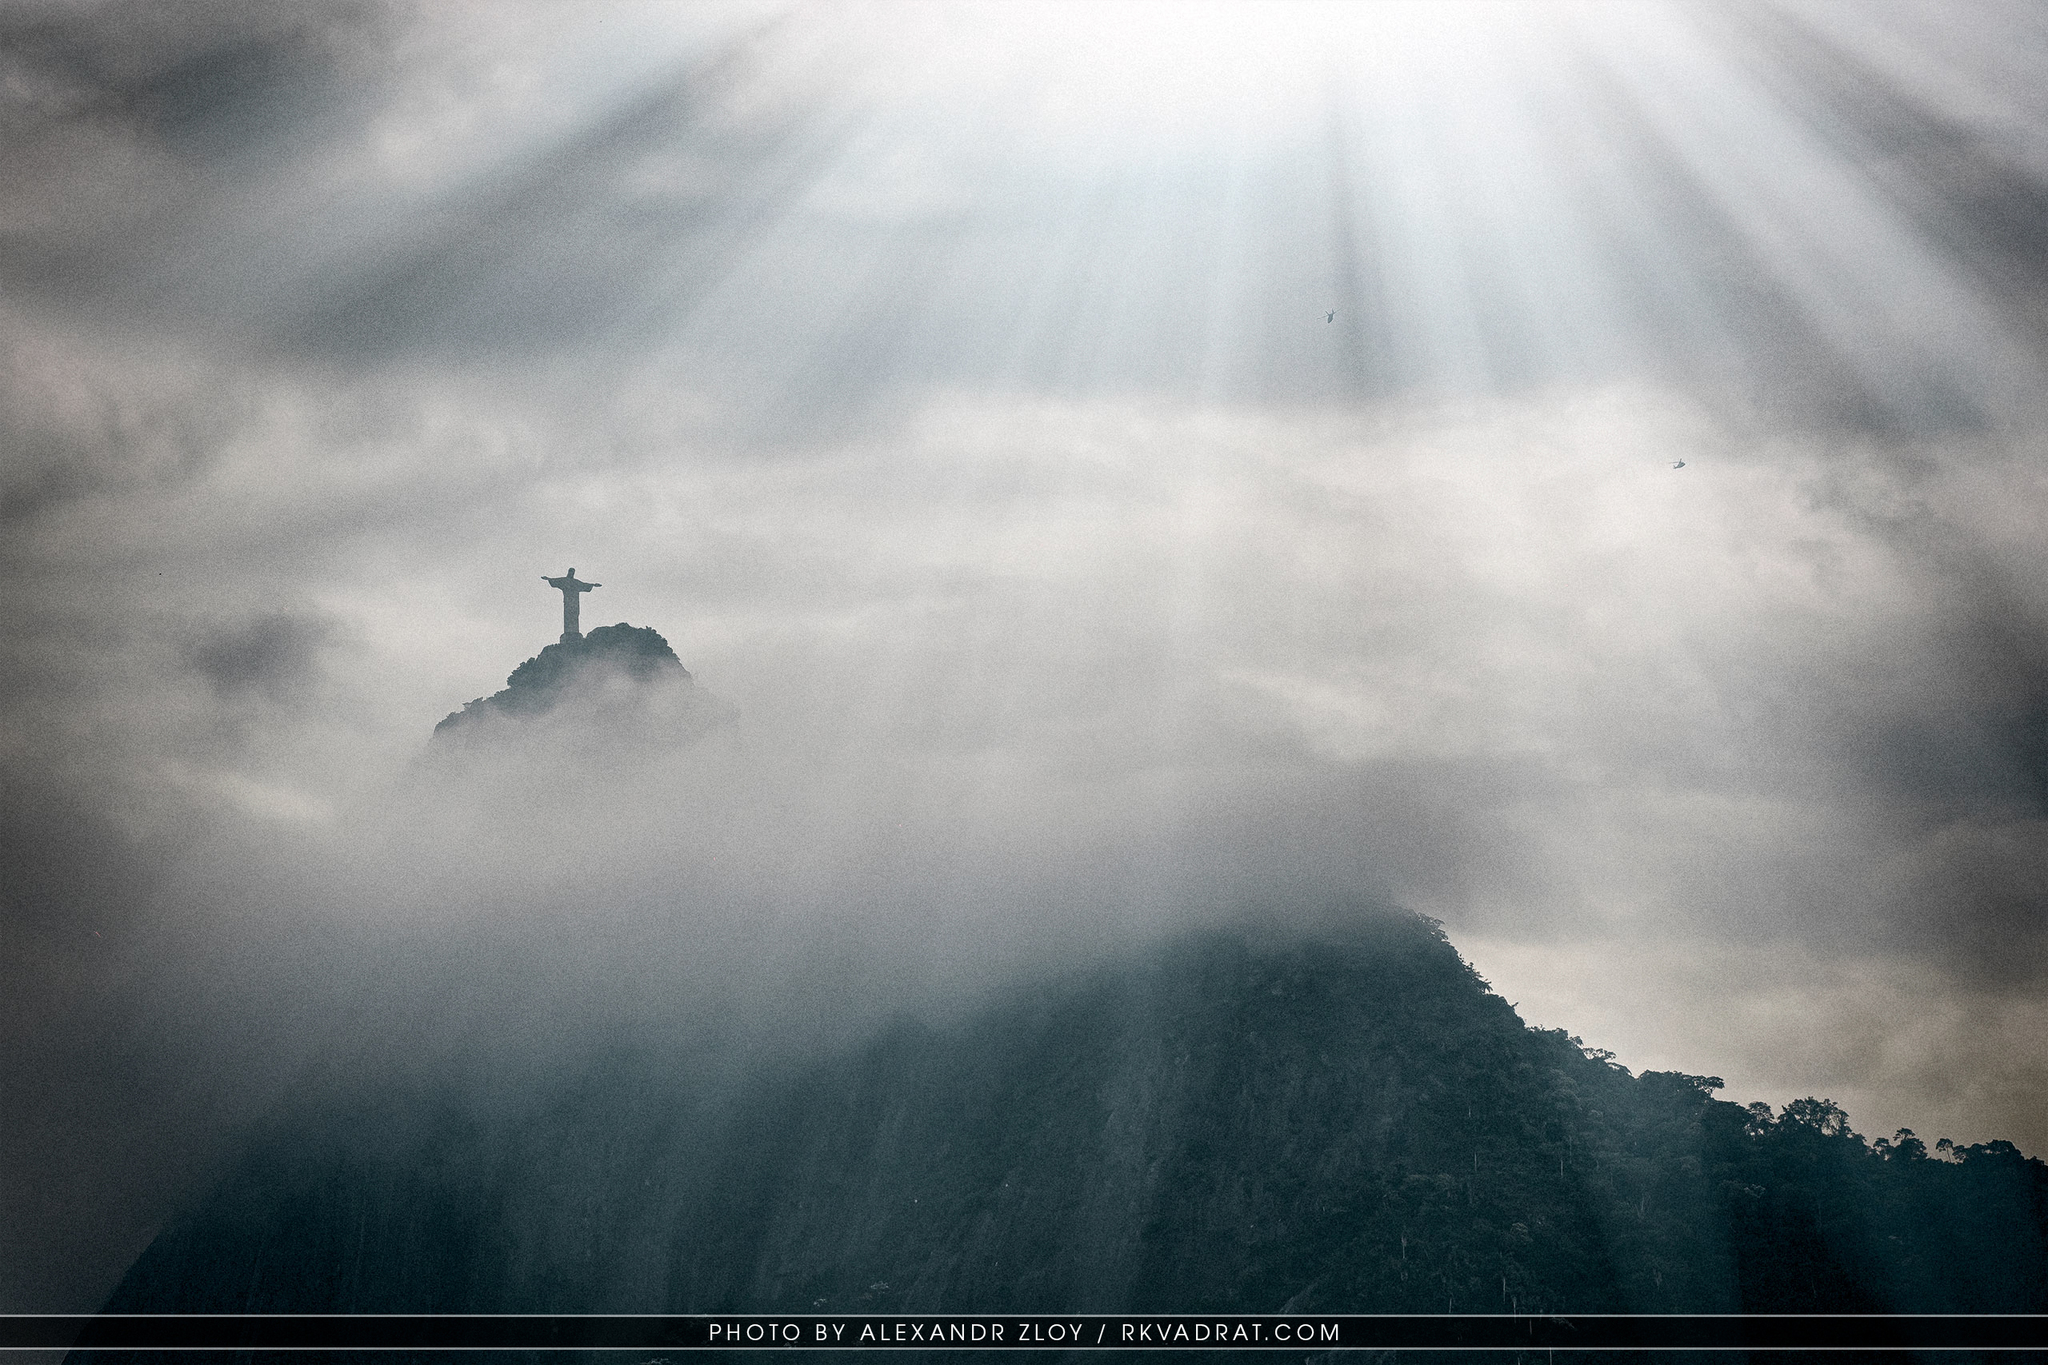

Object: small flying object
[1672,460,1686,469]
[1326,311,1335,323]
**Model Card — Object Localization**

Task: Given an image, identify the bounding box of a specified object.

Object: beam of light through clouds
[5,0,2048,1316]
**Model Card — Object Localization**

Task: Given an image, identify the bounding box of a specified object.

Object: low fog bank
[2,699,1437,1316]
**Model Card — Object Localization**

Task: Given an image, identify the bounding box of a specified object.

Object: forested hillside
[434,623,692,735]
[97,913,2048,1329]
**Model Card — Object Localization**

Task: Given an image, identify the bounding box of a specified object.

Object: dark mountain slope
[674,920,2046,1317]
[94,912,2048,1332]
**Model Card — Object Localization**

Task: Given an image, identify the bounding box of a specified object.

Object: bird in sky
[1326,311,1335,323]
[1672,460,1686,469]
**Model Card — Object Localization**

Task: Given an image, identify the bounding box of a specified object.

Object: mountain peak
[433,623,693,737]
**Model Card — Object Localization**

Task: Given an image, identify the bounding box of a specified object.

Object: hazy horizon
[5,0,2047,1317]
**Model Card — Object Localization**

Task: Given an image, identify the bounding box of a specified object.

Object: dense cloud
[5,0,2048,1318]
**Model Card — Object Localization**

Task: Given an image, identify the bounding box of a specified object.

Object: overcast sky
[6,0,2048,1315]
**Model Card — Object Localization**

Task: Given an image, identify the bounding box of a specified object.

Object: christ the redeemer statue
[543,568,599,642]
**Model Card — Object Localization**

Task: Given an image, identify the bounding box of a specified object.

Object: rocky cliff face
[93,914,2048,1329]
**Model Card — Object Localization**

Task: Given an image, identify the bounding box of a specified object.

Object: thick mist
[6,0,2048,1318]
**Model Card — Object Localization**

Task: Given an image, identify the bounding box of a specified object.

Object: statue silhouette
[542,568,600,641]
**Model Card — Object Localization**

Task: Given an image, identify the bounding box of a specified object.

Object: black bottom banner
[6,1314,2047,1352]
